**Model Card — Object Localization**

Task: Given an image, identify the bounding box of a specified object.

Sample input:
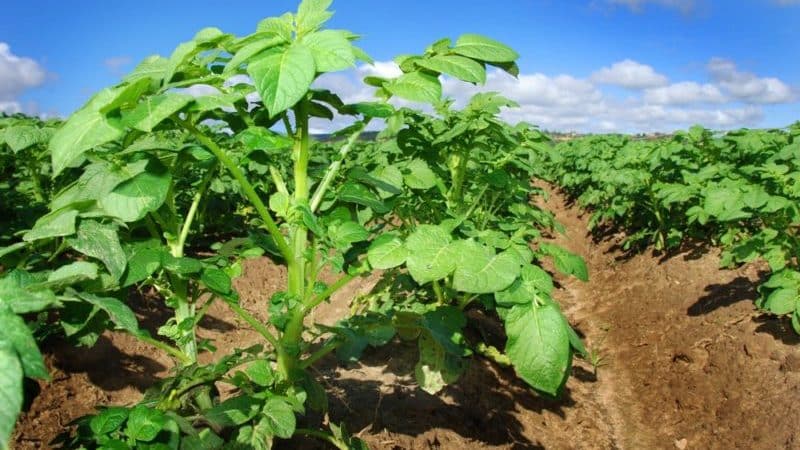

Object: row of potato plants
[533,124,800,333]
[0,1,589,448]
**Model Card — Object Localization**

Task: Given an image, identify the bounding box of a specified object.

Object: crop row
[533,124,800,334]
[0,1,589,448]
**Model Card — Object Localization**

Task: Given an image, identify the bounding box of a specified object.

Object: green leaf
[338,183,388,213]
[225,34,288,75]
[403,159,437,190]
[420,306,467,356]
[766,288,798,315]
[100,163,171,222]
[257,14,294,42]
[0,271,58,314]
[124,55,169,84]
[0,308,49,380]
[414,331,464,394]
[329,221,369,249]
[504,303,571,395]
[201,268,232,295]
[296,0,334,36]
[451,241,520,294]
[205,395,261,428]
[341,102,395,118]
[245,360,275,387]
[73,291,140,334]
[162,255,203,274]
[0,339,23,450]
[67,220,127,280]
[90,407,129,435]
[367,233,408,269]
[260,397,296,439]
[495,264,554,306]
[452,34,519,63]
[125,405,166,442]
[302,30,356,72]
[405,225,457,284]
[121,93,193,132]
[416,55,486,84]
[237,127,293,153]
[385,71,442,104]
[44,261,99,288]
[248,44,316,117]
[22,208,79,242]
[539,244,588,282]
[3,126,50,152]
[50,90,126,176]
[122,243,164,287]
[180,428,224,450]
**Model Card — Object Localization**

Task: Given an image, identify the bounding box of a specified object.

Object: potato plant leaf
[0,339,23,450]
[405,225,457,284]
[504,303,571,395]
[248,44,316,117]
[451,240,520,294]
[452,34,519,63]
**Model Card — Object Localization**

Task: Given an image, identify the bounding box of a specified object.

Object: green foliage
[0,1,592,448]
[535,123,800,331]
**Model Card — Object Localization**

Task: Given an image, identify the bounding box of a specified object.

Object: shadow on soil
[46,335,166,392]
[687,275,761,316]
[310,340,593,450]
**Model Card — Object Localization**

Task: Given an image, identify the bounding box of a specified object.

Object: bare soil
[12,186,800,449]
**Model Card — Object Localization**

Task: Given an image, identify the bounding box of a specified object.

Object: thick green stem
[475,342,511,366]
[309,119,370,212]
[432,280,445,305]
[180,120,293,262]
[281,101,311,378]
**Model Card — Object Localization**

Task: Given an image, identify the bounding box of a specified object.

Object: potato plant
[535,123,800,333]
[0,1,591,448]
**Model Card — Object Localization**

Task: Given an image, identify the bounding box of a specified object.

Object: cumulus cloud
[707,57,795,104]
[607,0,696,12]
[643,82,726,104]
[591,60,668,89]
[296,54,797,134]
[0,42,47,114]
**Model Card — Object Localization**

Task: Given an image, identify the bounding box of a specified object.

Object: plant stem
[309,119,370,212]
[281,100,311,378]
[226,301,281,350]
[177,163,217,251]
[180,120,293,262]
[305,273,357,312]
[474,342,511,366]
[294,428,349,450]
[299,339,341,369]
[432,279,445,305]
[136,333,193,365]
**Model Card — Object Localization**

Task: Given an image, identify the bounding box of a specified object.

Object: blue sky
[1,0,798,132]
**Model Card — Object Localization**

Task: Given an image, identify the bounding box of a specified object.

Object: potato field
[1,1,798,449]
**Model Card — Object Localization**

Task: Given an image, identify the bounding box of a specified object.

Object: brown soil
[12,187,800,449]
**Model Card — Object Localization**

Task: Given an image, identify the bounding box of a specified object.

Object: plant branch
[309,119,370,212]
[179,119,293,261]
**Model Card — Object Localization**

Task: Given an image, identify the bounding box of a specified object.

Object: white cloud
[103,56,132,73]
[0,43,46,109]
[644,82,726,104]
[607,0,696,12]
[707,57,795,104]
[591,59,669,89]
